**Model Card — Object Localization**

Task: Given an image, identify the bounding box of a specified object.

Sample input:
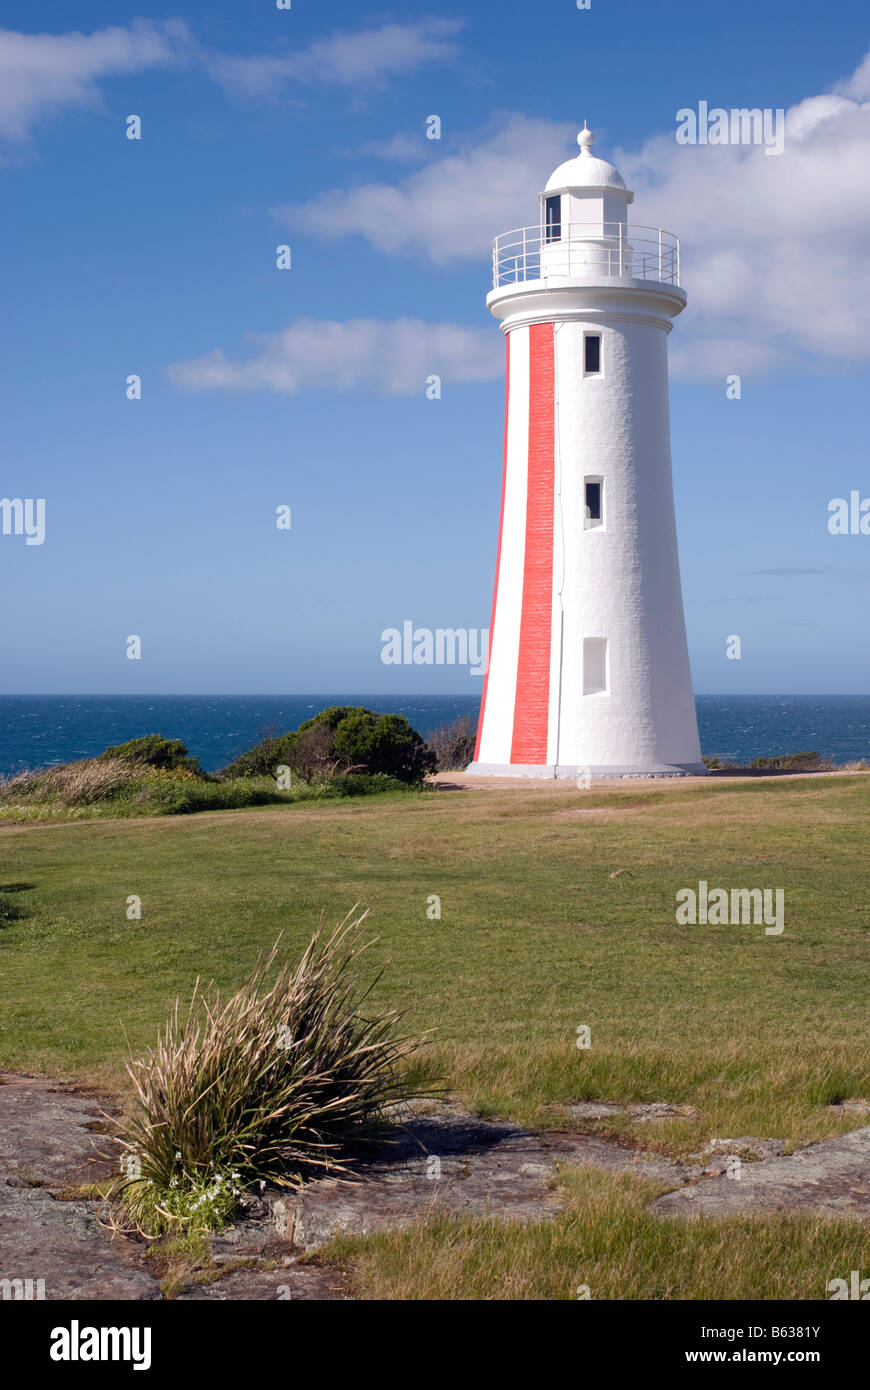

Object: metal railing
[492,222,681,289]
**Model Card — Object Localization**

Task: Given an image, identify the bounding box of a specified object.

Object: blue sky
[1,0,869,695]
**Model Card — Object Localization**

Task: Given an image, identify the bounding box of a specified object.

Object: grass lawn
[2,773,868,1297]
[2,771,869,1140]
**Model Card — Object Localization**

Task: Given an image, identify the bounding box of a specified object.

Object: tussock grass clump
[111,911,428,1235]
[0,757,141,807]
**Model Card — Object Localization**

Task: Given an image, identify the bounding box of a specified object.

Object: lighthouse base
[465,761,708,780]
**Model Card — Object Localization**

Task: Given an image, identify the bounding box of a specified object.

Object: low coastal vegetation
[0,706,437,822]
[4,715,863,823]
[704,749,844,772]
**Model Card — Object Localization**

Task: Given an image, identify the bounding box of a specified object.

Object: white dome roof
[545,126,629,193]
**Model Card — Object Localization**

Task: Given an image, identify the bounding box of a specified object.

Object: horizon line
[1,692,869,700]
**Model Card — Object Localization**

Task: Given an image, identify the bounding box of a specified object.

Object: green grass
[1,773,868,1154]
[325,1166,870,1300]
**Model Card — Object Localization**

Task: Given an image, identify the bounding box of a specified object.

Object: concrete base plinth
[465,761,708,780]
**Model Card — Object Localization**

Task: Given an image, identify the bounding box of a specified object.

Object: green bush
[221,707,435,785]
[703,750,834,772]
[749,750,832,771]
[292,707,434,784]
[100,734,203,775]
[219,735,296,781]
[331,709,434,783]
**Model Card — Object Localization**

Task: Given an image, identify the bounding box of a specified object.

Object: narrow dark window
[544,194,561,244]
[585,481,602,523]
[584,334,601,374]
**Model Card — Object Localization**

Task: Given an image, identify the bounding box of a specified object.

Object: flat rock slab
[176,1263,350,1301]
[246,1106,694,1253]
[653,1127,870,1221]
[553,1100,699,1123]
[0,1072,159,1301]
[1,1185,159,1301]
[0,1071,116,1186]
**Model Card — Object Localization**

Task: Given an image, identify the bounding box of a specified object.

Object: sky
[1,0,869,696]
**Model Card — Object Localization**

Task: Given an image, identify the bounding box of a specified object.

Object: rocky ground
[2,1071,868,1301]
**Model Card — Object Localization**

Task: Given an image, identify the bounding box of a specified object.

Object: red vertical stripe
[473,334,511,761]
[511,322,555,764]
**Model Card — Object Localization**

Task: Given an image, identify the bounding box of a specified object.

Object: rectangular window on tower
[584,478,603,529]
[583,638,608,696]
[584,334,601,374]
[544,195,562,244]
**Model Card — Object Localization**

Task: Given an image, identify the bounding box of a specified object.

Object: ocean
[0,694,868,775]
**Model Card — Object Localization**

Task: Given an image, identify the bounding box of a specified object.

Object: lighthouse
[468,126,705,779]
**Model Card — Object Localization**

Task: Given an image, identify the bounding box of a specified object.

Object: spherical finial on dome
[544,123,631,196]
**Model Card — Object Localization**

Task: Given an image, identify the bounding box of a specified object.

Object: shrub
[306,707,435,784]
[220,706,435,785]
[749,750,833,771]
[110,911,428,1235]
[426,715,477,772]
[100,735,202,775]
[289,723,342,782]
[218,725,294,780]
[703,751,835,772]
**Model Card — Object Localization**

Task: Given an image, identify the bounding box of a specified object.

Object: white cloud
[205,20,463,99]
[280,51,870,375]
[0,18,461,149]
[834,48,870,100]
[276,114,575,266]
[168,317,502,397]
[0,20,189,143]
[616,81,870,375]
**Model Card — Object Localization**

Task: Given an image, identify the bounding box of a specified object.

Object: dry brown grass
[0,757,144,807]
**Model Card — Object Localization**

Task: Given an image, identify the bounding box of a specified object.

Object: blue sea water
[0,694,868,775]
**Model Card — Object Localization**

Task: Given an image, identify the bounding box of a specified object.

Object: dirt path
[2,1072,868,1301]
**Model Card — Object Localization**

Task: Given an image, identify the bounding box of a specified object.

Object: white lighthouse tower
[468,126,705,778]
